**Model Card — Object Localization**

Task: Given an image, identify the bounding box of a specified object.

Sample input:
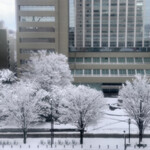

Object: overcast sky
[0,0,16,31]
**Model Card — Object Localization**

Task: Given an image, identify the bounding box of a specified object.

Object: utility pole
[124,131,126,150]
[50,98,54,148]
[128,118,131,144]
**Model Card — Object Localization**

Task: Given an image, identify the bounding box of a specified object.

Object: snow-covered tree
[22,51,73,120]
[22,51,73,91]
[1,81,39,144]
[59,85,105,144]
[119,75,150,145]
[36,86,65,121]
[0,69,17,84]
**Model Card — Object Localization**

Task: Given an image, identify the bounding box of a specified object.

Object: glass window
[137,69,144,75]
[119,69,126,75]
[84,69,91,75]
[76,57,83,63]
[20,38,55,43]
[71,70,74,75]
[93,69,100,75]
[93,57,100,63]
[144,58,150,63]
[146,69,150,75]
[128,69,135,75]
[19,27,55,32]
[75,69,83,75]
[20,16,55,22]
[20,6,55,11]
[69,57,75,63]
[118,57,125,63]
[102,57,108,63]
[135,57,143,63]
[102,69,109,75]
[110,57,117,63]
[111,69,118,75]
[127,58,134,63]
[84,57,91,63]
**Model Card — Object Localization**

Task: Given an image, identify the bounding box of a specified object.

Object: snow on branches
[0,69,17,84]
[22,51,73,91]
[1,81,39,132]
[119,75,150,144]
[60,85,105,128]
[59,85,105,144]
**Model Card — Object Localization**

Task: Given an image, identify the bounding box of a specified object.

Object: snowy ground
[0,98,141,134]
[0,98,150,149]
[0,138,149,150]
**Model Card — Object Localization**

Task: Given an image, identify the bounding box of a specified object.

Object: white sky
[0,0,16,31]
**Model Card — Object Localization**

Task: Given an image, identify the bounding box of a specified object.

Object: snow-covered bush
[119,75,150,145]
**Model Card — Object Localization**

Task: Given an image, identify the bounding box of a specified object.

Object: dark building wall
[0,29,9,69]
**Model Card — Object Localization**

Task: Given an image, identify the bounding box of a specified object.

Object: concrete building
[16,0,69,70]
[0,29,9,69]
[8,30,17,72]
[69,0,150,94]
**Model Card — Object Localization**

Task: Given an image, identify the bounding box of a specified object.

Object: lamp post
[128,118,131,144]
[50,98,54,148]
[124,131,126,150]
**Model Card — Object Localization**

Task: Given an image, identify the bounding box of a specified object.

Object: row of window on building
[71,69,150,76]
[69,57,150,63]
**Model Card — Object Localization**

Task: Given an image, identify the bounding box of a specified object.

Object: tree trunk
[138,121,143,145]
[139,127,143,145]
[23,129,27,144]
[80,128,84,145]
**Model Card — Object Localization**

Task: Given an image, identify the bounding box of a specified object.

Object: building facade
[0,29,9,69]
[69,0,150,94]
[16,0,69,70]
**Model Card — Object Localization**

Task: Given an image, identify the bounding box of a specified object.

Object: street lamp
[128,118,131,144]
[124,131,126,150]
[50,98,54,148]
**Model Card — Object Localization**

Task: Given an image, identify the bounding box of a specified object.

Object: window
[135,57,143,63]
[102,57,108,63]
[71,70,74,75]
[146,69,150,75]
[20,6,55,11]
[93,57,100,63]
[111,69,118,75]
[19,27,55,32]
[69,57,75,63]
[119,69,126,75]
[93,69,100,75]
[137,69,144,75]
[118,57,125,63]
[84,57,91,63]
[110,57,117,63]
[144,58,150,63]
[75,69,83,75]
[102,69,109,75]
[76,57,83,63]
[127,58,134,63]
[84,69,91,75]
[128,69,135,75]
[20,16,55,22]
[20,38,55,43]
[20,49,54,53]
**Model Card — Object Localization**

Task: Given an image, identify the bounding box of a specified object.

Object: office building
[16,0,69,70]
[0,29,9,69]
[69,0,150,94]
